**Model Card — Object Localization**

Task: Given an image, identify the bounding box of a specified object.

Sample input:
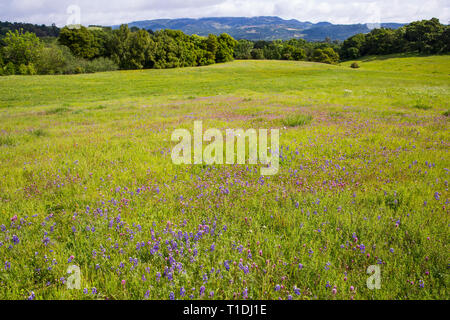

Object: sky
[1,0,449,27]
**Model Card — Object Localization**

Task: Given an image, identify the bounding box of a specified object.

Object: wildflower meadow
[0,56,448,300]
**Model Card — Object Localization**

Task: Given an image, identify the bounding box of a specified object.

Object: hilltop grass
[0,56,448,300]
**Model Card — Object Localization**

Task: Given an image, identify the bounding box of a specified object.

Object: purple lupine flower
[242,288,248,299]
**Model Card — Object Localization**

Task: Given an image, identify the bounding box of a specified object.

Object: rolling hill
[116,16,405,41]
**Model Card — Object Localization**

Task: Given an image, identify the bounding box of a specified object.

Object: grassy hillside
[0,56,448,300]
[1,55,449,110]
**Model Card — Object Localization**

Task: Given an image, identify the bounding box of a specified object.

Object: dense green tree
[439,26,450,52]
[189,34,211,66]
[206,34,219,57]
[110,24,131,67]
[2,29,43,68]
[4,61,15,75]
[281,44,306,60]
[234,39,253,59]
[311,47,339,64]
[35,43,66,74]
[253,40,268,49]
[91,28,114,58]
[405,18,445,53]
[339,18,448,60]
[124,29,152,69]
[148,30,182,68]
[0,21,60,37]
[364,28,397,55]
[345,47,360,59]
[216,33,237,63]
[251,48,264,59]
[58,26,99,59]
[340,33,366,59]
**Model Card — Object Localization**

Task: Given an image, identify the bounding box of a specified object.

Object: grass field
[0,55,448,300]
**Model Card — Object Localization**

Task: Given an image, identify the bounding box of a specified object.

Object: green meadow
[0,55,448,300]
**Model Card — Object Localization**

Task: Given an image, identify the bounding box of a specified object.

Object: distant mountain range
[114,16,405,41]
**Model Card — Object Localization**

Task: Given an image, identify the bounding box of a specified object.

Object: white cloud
[0,0,448,26]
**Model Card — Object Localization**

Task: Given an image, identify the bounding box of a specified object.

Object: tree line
[340,18,449,59]
[0,18,448,76]
[0,21,59,38]
[233,38,341,64]
[0,24,237,75]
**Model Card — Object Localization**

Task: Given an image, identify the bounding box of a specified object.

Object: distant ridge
[113,16,405,41]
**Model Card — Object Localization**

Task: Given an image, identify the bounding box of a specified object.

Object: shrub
[251,48,264,60]
[74,66,84,74]
[282,114,313,127]
[412,104,432,110]
[0,135,15,146]
[18,63,28,75]
[2,29,43,67]
[83,57,118,73]
[27,63,37,75]
[311,48,340,64]
[36,44,66,74]
[30,128,47,137]
[350,62,360,68]
[56,45,118,74]
[15,62,38,75]
[45,107,71,115]
[4,62,15,75]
